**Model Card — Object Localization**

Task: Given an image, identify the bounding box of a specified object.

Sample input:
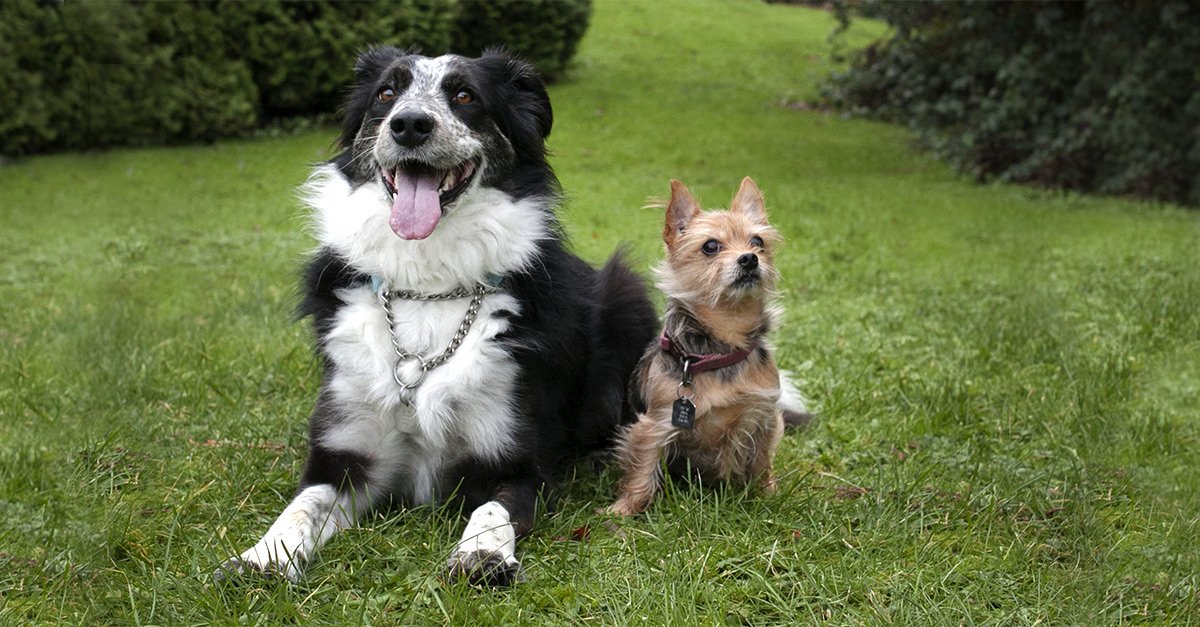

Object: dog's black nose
[390,112,435,148]
[737,253,758,270]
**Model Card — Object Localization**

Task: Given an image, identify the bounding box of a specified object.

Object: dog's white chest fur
[319,283,521,503]
[297,157,551,503]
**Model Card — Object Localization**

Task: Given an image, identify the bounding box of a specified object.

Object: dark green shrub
[134,2,260,144]
[0,0,265,154]
[0,0,76,154]
[215,1,458,120]
[451,0,592,83]
[822,0,1200,207]
[0,0,591,156]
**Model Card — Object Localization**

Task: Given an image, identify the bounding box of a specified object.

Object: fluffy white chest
[318,283,521,502]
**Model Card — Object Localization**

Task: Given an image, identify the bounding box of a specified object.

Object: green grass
[2,0,1199,624]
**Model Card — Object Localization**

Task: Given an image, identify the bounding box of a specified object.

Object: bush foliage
[451,0,592,83]
[823,0,1200,207]
[0,0,591,156]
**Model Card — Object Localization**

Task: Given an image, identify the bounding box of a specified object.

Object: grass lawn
[2,0,1199,624]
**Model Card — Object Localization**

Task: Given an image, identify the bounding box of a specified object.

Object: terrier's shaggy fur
[607,178,806,516]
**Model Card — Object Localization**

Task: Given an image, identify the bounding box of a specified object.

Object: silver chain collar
[378,283,498,405]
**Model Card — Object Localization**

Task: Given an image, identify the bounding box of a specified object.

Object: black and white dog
[217,47,657,586]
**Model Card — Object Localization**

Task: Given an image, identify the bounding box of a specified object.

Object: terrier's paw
[603,497,646,517]
[445,549,524,587]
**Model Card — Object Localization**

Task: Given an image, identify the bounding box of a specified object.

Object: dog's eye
[455,90,473,104]
[378,87,396,101]
[749,236,764,248]
[701,240,722,256]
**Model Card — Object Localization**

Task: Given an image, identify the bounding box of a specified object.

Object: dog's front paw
[445,549,524,587]
[449,500,522,587]
[212,557,286,585]
[213,546,302,584]
[603,497,646,517]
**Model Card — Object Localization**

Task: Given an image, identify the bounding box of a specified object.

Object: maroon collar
[660,329,751,373]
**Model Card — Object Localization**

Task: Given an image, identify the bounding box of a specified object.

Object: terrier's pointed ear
[665,180,700,245]
[731,177,767,224]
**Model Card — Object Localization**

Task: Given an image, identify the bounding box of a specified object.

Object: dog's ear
[479,49,553,154]
[339,46,406,150]
[503,54,553,140]
[665,180,701,246]
[731,177,768,225]
[353,45,404,80]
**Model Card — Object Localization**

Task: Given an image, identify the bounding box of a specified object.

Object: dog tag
[672,398,695,429]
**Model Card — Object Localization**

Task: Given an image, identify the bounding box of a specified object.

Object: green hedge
[214,1,459,120]
[452,0,592,84]
[822,0,1200,207]
[0,0,591,156]
[0,1,258,153]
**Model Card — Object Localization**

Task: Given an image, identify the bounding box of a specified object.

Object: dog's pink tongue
[389,170,442,240]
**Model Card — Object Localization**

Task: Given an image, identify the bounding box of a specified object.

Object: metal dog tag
[672,398,696,429]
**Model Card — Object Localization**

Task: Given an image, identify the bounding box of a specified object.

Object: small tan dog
[607,177,805,516]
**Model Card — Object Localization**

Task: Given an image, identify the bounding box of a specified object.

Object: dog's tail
[778,369,815,430]
[578,247,659,448]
